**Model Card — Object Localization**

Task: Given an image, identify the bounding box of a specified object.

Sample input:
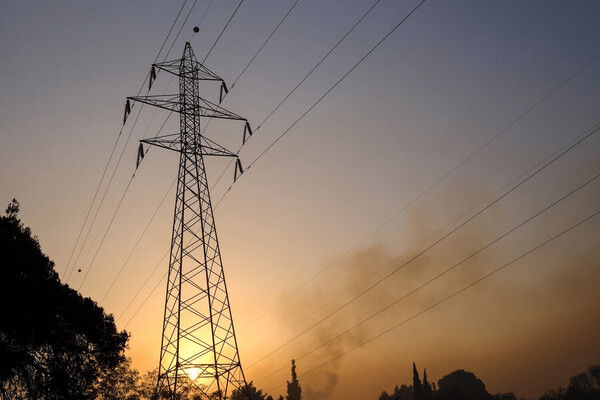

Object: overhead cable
[244,121,600,370]
[255,166,600,382]
[265,207,600,391]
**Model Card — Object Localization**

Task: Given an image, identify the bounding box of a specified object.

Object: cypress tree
[286,359,302,400]
[423,369,434,400]
[413,362,425,400]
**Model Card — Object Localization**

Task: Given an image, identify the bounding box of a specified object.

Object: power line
[78,169,137,291]
[117,118,600,339]
[192,0,302,191]
[202,0,245,64]
[244,121,600,370]
[254,166,600,383]
[230,0,300,91]
[62,2,195,281]
[163,0,200,61]
[255,0,384,131]
[265,207,600,392]
[72,0,235,290]
[65,105,146,283]
[115,249,169,324]
[229,49,600,334]
[154,0,190,63]
[108,1,302,322]
[96,3,254,318]
[209,0,383,193]
[61,127,122,280]
[213,0,427,210]
[239,120,600,350]
[99,177,176,304]
[123,270,168,329]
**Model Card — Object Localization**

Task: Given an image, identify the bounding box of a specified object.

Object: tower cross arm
[195,97,246,121]
[141,134,238,158]
[128,94,180,113]
[153,59,223,81]
[128,95,246,121]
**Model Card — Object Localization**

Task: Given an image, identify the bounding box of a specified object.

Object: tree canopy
[0,199,129,399]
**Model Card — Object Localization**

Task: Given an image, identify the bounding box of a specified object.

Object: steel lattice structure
[128,42,248,400]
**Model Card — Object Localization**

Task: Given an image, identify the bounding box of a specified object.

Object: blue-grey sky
[1,1,599,399]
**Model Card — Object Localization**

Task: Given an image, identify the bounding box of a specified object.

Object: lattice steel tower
[128,42,250,399]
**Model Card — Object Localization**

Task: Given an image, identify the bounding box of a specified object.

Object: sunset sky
[1,1,600,399]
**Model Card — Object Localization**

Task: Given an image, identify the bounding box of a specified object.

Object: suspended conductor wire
[196,0,300,127]
[77,170,137,291]
[230,0,300,90]
[99,178,176,304]
[61,128,122,280]
[74,92,174,289]
[239,120,600,341]
[190,0,215,39]
[244,121,600,370]
[208,0,384,192]
[224,49,600,332]
[205,0,376,192]
[255,167,600,383]
[265,208,600,391]
[116,255,168,324]
[99,1,250,309]
[154,0,190,63]
[75,0,224,290]
[212,0,426,209]
[65,105,146,283]
[62,2,194,281]
[163,0,200,61]
[255,0,383,131]
[122,270,168,329]
[202,0,245,64]
[117,117,600,332]
[191,0,301,191]
[100,1,249,305]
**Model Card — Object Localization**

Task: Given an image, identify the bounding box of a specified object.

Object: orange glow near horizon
[187,367,200,382]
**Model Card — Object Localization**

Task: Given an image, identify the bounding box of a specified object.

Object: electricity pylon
[128,42,250,400]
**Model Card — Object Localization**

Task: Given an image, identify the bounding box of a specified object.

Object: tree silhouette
[230,381,268,400]
[589,366,600,388]
[423,369,435,400]
[286,360,301,400]
[414,362,425,400]
[491,392,516,400]
[539,365,600,400]
[0,200,129,399]
[95,357,140,400]
[437,369,492,400]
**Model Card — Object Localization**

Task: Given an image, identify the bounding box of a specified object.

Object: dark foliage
[423,370,435,400]
[0,200,129,399]
[414,362,425,400]
[491,392,516,400]
[437,369,492,400]
[231,381,268,400]
[286,360,301,400]
[380,384,414,400]
[540,365,600,400]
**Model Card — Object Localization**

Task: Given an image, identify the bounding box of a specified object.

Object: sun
[187,367,200,381]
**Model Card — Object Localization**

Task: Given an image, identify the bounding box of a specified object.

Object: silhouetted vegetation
[540,365,600,400]
[380,362,600,400]
[231,381,269,400]
[0,199,129,399]
[286,359,302,400]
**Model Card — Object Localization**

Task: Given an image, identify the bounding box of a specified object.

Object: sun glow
[187,368,200,382]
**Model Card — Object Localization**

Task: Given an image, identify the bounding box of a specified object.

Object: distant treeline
[379,362,600,400]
